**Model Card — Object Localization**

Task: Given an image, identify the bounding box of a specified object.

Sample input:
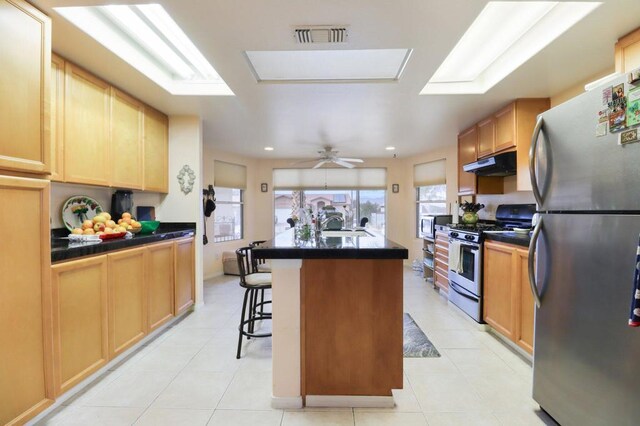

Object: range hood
[462,151,516,176]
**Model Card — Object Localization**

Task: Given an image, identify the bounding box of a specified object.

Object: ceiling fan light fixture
[264,146,274,151]
[385,146,396,151]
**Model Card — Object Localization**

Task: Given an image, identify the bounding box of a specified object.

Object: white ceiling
[32,0,640,159]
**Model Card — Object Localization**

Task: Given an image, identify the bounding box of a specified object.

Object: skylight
[245,49,412,82]
[54,4,233,96]
[420,1,601,95]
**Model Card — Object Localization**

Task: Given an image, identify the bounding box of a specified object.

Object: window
[274,189,386,236]
[213,188,243,242]
[414,159,447,237]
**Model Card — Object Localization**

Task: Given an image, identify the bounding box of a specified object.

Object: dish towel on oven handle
[629,234,640,327]
[448,241,463,274]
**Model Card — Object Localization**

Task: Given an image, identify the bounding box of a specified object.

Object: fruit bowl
[99,232,127,240]
[129,227,142,234]
[140,220,160,234]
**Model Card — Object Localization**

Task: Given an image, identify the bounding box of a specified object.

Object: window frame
[415,184,447,238]
[213,187,244,243]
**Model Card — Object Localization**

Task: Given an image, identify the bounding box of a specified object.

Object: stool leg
[260,289,265,315]
[249,288,258,335]
[236,288,250,359]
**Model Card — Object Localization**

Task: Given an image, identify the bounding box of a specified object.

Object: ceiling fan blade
[334,160,356,168]
[337,158,363,163]
[291,159,321,165]
[313,160,329,169]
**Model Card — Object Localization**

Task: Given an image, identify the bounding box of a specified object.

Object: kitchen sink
[321,229,372,237]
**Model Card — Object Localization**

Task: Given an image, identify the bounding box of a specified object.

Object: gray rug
[403,313,440,358]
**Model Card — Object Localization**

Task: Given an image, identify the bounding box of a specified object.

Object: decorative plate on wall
[61,195,104,231]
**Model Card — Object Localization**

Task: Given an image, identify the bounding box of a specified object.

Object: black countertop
[484,231,531,247]
[253,228,408,260]
[51,223,196,263]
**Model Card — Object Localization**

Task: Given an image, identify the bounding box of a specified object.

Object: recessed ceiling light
[264,147,274,151]
[245,49,412,82]
[421,1,601,95]
[54,4,233,96]
[385,146,396,151]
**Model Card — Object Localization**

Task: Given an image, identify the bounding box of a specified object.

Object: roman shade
[214,160,247,189]
[413,159,446,187]
[273,168,386,190]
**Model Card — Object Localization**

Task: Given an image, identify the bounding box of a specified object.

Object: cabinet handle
[528,216,543,308]
[529,116,544,208]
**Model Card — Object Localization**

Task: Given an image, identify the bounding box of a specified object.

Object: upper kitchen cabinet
[143,106,169,193]
[49,54,65,182]
[0,0,51,175]
[615,26,640,73]
[494,103,515,153]
[111,88,143,190]
[64,63,110,186]
[476,117,495,159]
[457,125,503,196]
[512,99,549,191]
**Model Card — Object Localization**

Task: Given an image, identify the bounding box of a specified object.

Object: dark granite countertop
[51,223,196,263]
[253,228,408,260]
[484,231,531,247]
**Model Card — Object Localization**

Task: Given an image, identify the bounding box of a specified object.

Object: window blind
[413,159,446,187]
[273,168,386,190]
[214,160,247,189]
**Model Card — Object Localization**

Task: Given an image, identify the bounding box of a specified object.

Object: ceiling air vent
[294,26,348,44]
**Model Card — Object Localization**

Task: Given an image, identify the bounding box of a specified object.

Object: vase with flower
[459,201,484,225]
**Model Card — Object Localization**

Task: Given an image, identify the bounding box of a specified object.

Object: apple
[93,215,107,224]
[82,228,95,235]
[105,220,116,229]
[82,220,93,229]
[103,227,115,234]
[71,228,83,235]
[102,212,112,220]
[93,223,105,232]
[122,212,132,220]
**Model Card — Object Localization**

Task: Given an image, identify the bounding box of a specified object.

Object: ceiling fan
[292,146,364,169]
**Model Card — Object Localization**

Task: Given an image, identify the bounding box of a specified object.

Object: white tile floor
[37,267,556,425]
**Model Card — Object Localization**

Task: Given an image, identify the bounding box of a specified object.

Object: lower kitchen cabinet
[434,230,450,293]
[147,242,175,331]
[51,256,109,395]
[0,176,54,425]
[175,238,195,314]
[483,241,534,354]
[108,248,148,358]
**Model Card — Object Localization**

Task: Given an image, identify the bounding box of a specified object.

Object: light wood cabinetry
[175,238,195,314]
[50,54,65,182]
[108,248,148,358]
[457,125,503,196]
[110,89,143,190]
[434,229,450,293]
[0,0,51,175]
[64,62,110,186]
[147,242,175,331]
[51,256,108,395]
[483,240,534,354]
[494,103,516,153]
[143,107,169,192]
[0,175,53,425]
[615,27,640,73]
[477,118,495,158]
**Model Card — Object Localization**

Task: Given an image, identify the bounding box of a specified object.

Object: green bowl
[139,220,160,234]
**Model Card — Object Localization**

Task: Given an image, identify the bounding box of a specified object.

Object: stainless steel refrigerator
[529,75,640,425]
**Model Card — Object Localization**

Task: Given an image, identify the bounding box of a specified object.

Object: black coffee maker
[111,190,133,219]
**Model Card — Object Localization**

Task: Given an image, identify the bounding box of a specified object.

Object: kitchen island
[253,229,408,409]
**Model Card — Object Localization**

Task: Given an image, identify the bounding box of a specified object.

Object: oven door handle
[449,281,479,302]
[461,244,479,251]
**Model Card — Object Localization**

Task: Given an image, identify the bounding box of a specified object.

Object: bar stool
[236,246,272,359]
[249,240,271,272]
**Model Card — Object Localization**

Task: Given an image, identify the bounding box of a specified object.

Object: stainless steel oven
[448,237,482,322]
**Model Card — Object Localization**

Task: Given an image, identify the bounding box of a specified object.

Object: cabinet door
[515,248,534,354]
[64,63,110,186]
[50,54,65,182]
[143,107,169,193]
[111,88,143,189]
[0,176,53,425]
[51,256,108,395]
[494,103,516,153]
[434,231,449,292]
[175,238,195,314]
[108,248,147,358]
[147,242,175,331]
[615,27,640,72]
[0,0,51,174]
[477,117,495,158]
[457,126,477,195]
[483,242,516,340]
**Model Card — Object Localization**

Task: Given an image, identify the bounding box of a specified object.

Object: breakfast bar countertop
[253,228,408,260]
[51,222,196,263]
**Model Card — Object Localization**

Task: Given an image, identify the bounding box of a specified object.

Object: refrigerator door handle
[528,216,543,308]
[529,116,544,208]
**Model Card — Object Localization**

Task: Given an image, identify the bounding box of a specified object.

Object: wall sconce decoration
[392,183,399,193]
[261,183,269,193]
[177,164,196,194]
